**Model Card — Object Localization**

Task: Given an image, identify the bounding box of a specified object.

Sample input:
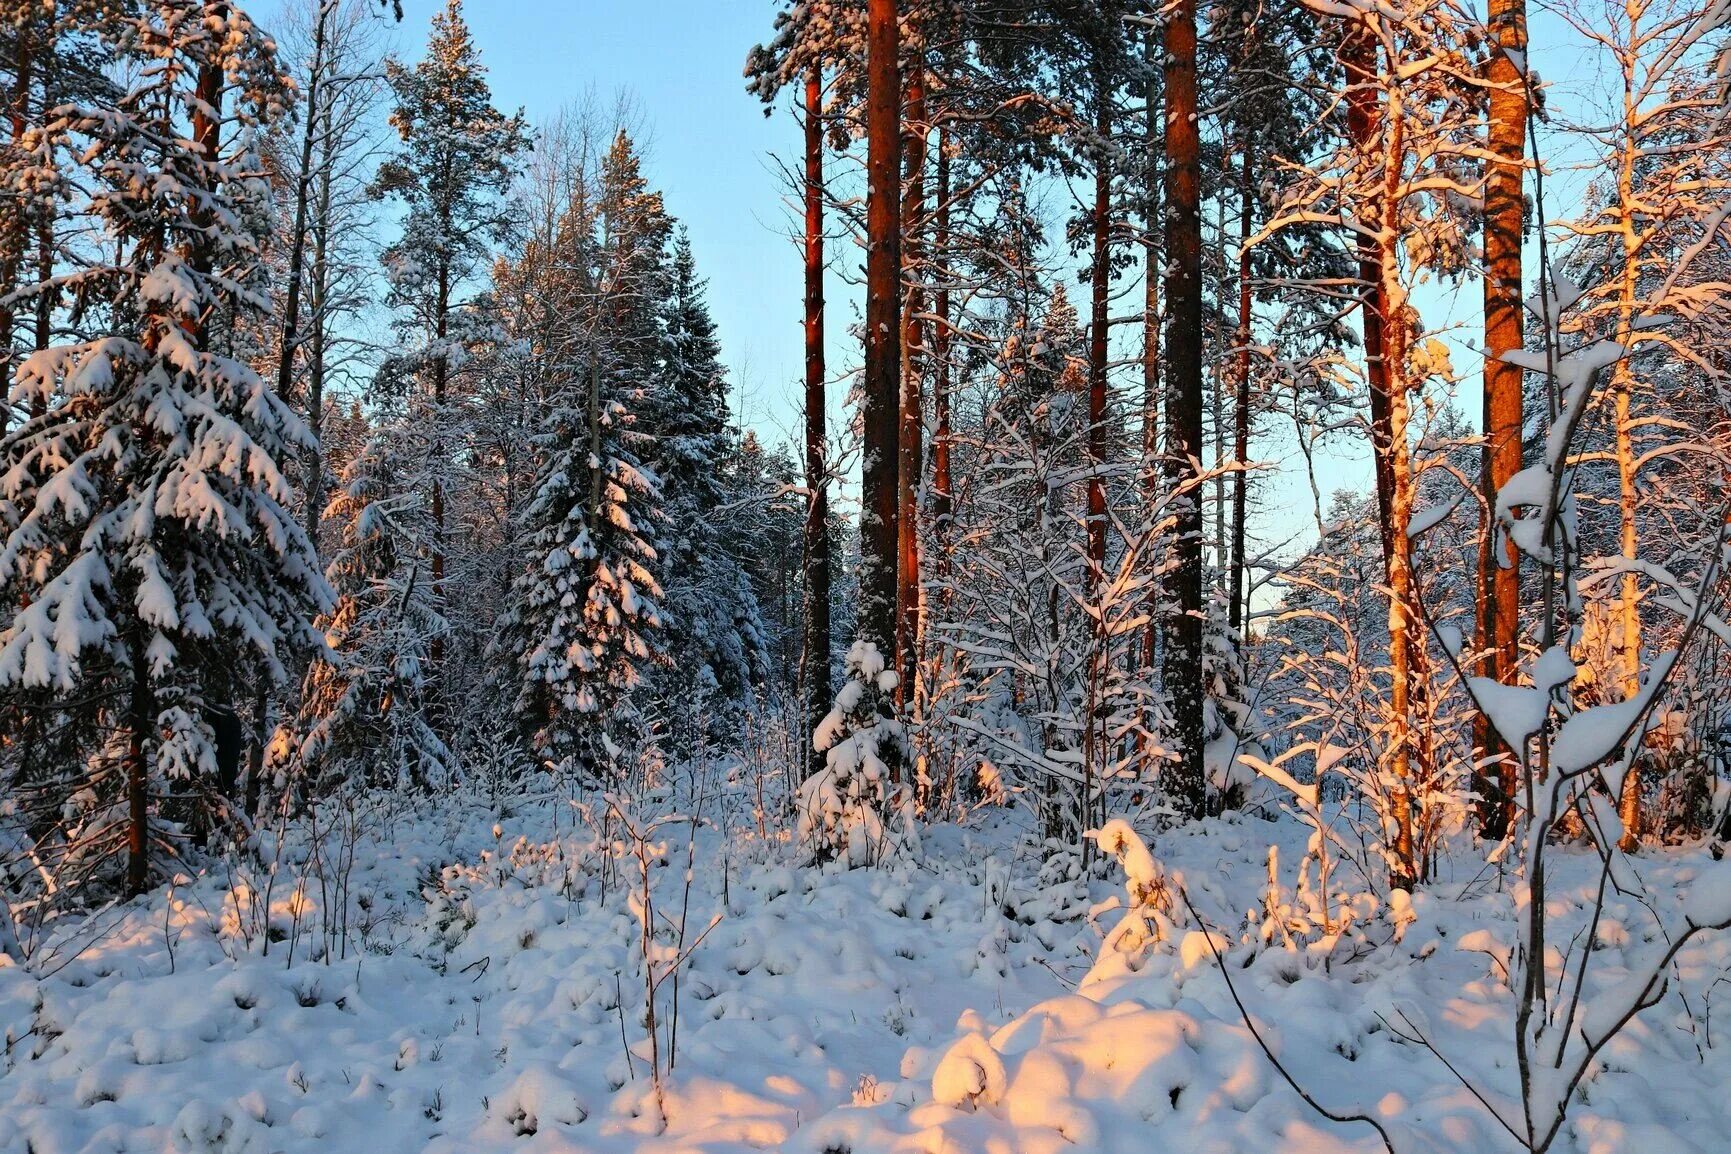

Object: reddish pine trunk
[931,130,952,564]
[1341,28,1395,556]
[1086,69,1111,583]
[802,67,832,778]
[1161,0,1206,819]
[897,64,927,711]
[861,0,903,713]
[1475,0,1527,840]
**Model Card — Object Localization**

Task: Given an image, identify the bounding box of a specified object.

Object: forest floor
[2,780,1730,1154]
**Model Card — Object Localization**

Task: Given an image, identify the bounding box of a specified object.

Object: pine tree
[371,0,527,736]
[0,0,328,896]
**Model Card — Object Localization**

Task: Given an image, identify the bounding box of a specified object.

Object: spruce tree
[0,0,328,895]
[493,134,665,778]
[647,228,768,742]
[297,433,453,789]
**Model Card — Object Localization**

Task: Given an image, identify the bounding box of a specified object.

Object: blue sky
[454,0,815,444]
[285,0,1622,566]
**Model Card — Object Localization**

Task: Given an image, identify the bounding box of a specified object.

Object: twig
[1176,884,1399,1154]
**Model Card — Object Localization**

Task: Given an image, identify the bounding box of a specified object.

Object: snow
[6,793,1731,1153]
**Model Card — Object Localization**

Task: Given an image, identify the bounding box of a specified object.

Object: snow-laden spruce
[0,0,328,896]
[797,640,914,866]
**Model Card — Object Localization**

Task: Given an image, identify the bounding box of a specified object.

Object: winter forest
[0,0,1729,1150]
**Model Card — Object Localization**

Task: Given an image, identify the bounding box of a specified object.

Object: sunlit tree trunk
[802,66,832,779]
[1612,49,1644,850]
[1342,20,1419,889]
[861,0,903,747]
[897,60,927,712]
[1474,0,1527,840]
[1378,42,1421,891]
[1161,0,1205,819]
[1086,64,1111,584]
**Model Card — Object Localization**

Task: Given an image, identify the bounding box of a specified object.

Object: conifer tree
[0,0,328,895]
[493,130,665,777]
[297,432,452,789]
[646,228,768,742]
[371,0,527,735]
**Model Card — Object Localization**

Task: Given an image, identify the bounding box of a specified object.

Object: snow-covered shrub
[796,640,913,867]
[1087,818,1174,967]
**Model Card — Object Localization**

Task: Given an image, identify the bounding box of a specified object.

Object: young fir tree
[0,0,328,896]
[370,0,527,738]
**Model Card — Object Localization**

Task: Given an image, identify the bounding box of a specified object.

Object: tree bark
[1359,26,1422,890]
[1341,26,1395,551]
[1086,65,1111,584]
[862,0,903,712]
[1230,145,1253,639]
[801,66,832,778]
[1612,28,1644,854]
[1474,0,1527,840]
[931,128,952,567]
[1160,0,1205,819]
[1139,28,1161,768]
[125,648,155,898]
[897,60,927,711]
[305,130,336,553]
[277,0,330,553]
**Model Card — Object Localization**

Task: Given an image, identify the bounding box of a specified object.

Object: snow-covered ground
[4,786,1730,1153]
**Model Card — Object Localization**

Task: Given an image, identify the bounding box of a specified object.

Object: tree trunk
[189,6,227,315]
[125,649,155,898]
[1086,66,1111,584]
[1230,145,1253,639]
[429,259,449,703]
[801,66,832,778]
[1612,43,1644,854]
[931,128,952,567]
[305,145,335,553]
[897,61,927,711]
[1615,364,1643,851]
[1341,26,1396,548]
[862,0,902,711]
[1474,0,1527,840]
[1372,38,1421,891]
[1161,0,1205,820]
[0,19,34,423]
[278,0,330,553]
[1139,28,1161,773]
